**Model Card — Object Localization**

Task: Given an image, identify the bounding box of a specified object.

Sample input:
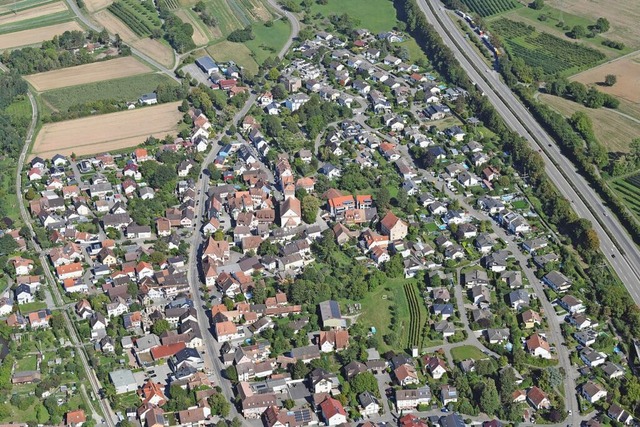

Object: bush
[227,26,254,42]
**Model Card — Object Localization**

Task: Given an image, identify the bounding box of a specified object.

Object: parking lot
[181,63,211,86]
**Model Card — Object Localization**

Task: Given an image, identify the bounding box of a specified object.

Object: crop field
[460,0,519,17]
[25,56,151,91]
[571,51,640,106]
[41,73,176,112]
[309,0,398,33]
[206,41,258,74]
[405,282,426,349]
[243,18,290,63]
[0,0,50,13]
[539,94,640,153]
[546,0,640,50]
[94,10,174,67]
[108,0,161,37]
[32,101,181,158]
[612,175,640,219]
[84,0,111,11]
[0,1,66,25]
[490,18,605,75]
[0,9,71,34]
[174,9,210,45]
[0,20,82,49]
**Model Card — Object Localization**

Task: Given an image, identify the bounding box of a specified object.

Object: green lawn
[40,73,178,112]
[397,38,428,65]
[16,355,37,371]
[511,200,529,210]
[309,0,399,33]
[450,345,488,361]
[243,18,290,64]
[18,301,47,313]
[206,41,259,74]
[0,10,73,34]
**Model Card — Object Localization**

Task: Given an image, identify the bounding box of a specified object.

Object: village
[0,19,635,427]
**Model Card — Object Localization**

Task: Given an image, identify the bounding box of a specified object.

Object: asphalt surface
[417,0,640,306]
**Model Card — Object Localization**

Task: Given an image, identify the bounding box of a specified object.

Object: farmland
[243,18,291,64]
[174,9,211,45]
[25,57,151,91]
[41,73,177,112]
[108,0,161,37]
[0,1,67,26]
[32,101,182,158]
[611,174,640,220]
[405,281,426,349]
[490,18,606,75]
[308,0,398,33]
[539,94,640,153]
[84,0,111,11]
[0,20,82,49]
[0,0,50,13]
[460,0,520,17]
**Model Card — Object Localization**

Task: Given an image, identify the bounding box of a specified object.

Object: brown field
[0,1,67,25]
[546,0,640,50]
[0,21,82,50]
[94,9,174,68]
[85,0,111,12]
[248,0,272,21]
[174,9,209,46]
[539,94,640,153]
[571,52,640,106]
[32,101,182,158]
[25,56,151,91]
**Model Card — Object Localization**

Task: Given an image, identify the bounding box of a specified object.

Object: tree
[283,399,295,410]
[151,319,171,335]
[290,359,309,379]
[477,379,500,415]
[595,17,610,33]
[208,393,230,417]
[350,372,378,395]
[530,0,544,9]
[301,195,321,224]
[604,74,617,86]
[569,25,586,38]
[0,234,17,255]
[384,254,404,278]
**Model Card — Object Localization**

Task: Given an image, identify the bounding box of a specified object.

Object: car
[441,407,449,413]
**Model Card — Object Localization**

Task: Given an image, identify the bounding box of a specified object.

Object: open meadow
[25,56,151,91]
[41,73,177,112]
[94,9,174,67]
[309,0,398,33]
[539,94,640,153]
[0,20,82,49]
[32,101,181,158]
[206,41,258,74]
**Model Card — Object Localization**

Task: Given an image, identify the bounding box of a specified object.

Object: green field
[490,18,605,75]
[18,301,47,313]
[0,10,73,34]
[206,41,258,74]
[450,345,488,361]
[108,0,161,37]
[203,0,272,37]
[309,0,398,33]
[16,355,37,371]
[460,0,520,17]
[612,174,640,219]
[243,18,290,63]
[405,281,427,348]
[41,73,178,112]
[0,0,50,13]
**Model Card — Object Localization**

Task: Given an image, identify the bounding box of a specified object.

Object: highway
[13,89,118,427]
[185,93,258,420]
[417,0,640,306]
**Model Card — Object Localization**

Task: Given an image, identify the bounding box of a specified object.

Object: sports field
[0,20,81,49]
[32,101,182,157]
[25,56,152,91]
[41,73,177,111]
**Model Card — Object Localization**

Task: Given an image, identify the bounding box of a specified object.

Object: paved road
[186,93,258,420]
[62,0,179,82]
[418,0,640,309]
[265,0,300,59]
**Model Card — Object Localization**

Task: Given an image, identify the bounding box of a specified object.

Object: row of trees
[546,76,619,109]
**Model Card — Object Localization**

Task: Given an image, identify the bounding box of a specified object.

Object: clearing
[451,345,488,361]
[539,93,640,153]
[94,9,174,68]
[206,41,258,74]
[571,51,640,107]
[41,73,177,112]
[0,20,82,49]
[545,0,640,50]
[0,1,67,26]
[32,101,182,158]
[25,56,151,91]
[309,0,398,33]
[174,9,210,45]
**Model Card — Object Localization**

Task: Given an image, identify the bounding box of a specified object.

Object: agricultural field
[0,1,67,26]
[41,73,177,112]
[404,281,426,349]
[32,101,182,158]
[0,0,50,13]
[546,0,640,50]
[243,18,290,63]
[94,9,174,67]
[490,18,605,75]
[539,94,640,153]
[84,0,111,11]
[107,0,161,37]
[174,9,211,45]
[611,174,640,220]
[25,56,151,91]
[570,51,640,114]
[460,0,520,17]
[308,0,398,33]
[206,41,258,74]
[0,20,82,49]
